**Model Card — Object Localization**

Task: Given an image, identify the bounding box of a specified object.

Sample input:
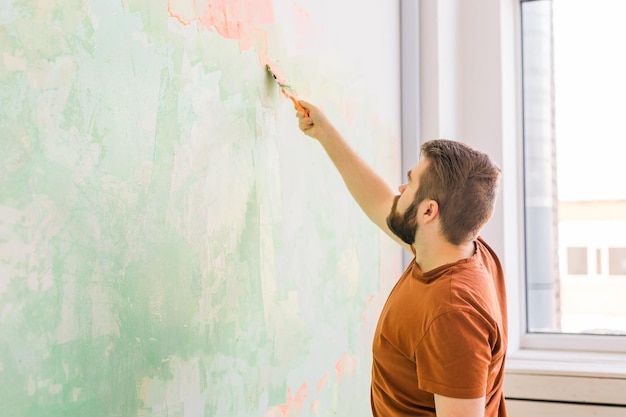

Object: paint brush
[266,63,309,117]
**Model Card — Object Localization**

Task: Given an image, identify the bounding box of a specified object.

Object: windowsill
[507,348,626,378]
[505,346,626,407]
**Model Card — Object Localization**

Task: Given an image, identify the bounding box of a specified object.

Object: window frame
[517,0,626,355]
[508,1,626,409]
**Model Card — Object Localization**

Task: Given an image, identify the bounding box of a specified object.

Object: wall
[0,1,402,416]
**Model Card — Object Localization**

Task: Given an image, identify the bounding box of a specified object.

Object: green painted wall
[0,1,401,416]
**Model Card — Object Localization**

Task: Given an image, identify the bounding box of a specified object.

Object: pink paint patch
[334,352,358,384]
[291,1,323,49]
[316,372,328,393]
[310,399,320,411]
[264,383,308,417]
[168,0,274,64]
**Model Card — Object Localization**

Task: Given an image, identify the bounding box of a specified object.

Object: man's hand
[295,101,336,142]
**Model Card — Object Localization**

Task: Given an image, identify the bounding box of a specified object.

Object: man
[295,101,508,417]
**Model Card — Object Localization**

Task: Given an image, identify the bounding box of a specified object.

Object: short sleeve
[415,310,492,399]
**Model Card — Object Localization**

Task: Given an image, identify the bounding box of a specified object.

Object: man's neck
[413,239,475,273]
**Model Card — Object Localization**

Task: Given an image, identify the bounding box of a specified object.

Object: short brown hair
[414,140,501,245]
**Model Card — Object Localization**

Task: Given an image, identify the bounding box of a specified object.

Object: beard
[386,195,420,246]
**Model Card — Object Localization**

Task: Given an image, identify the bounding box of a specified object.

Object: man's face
[386,161,426,245]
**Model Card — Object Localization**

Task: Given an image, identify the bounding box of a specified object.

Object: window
[566,247,587,276]
[521,0,626,336]
[608,248,626,276]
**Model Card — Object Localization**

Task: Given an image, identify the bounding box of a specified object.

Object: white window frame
[517,0,626,355]
[402,0,626,412]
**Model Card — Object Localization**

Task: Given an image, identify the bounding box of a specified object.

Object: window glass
[522,0,626,335]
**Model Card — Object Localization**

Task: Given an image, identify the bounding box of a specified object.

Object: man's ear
[422,199,439,222]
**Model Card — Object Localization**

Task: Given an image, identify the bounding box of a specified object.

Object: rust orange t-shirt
[371,237,508,417]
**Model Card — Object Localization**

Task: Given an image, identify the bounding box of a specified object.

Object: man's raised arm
[296,100,410,252]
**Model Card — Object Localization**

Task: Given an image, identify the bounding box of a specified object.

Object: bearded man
[295,101,508,417]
